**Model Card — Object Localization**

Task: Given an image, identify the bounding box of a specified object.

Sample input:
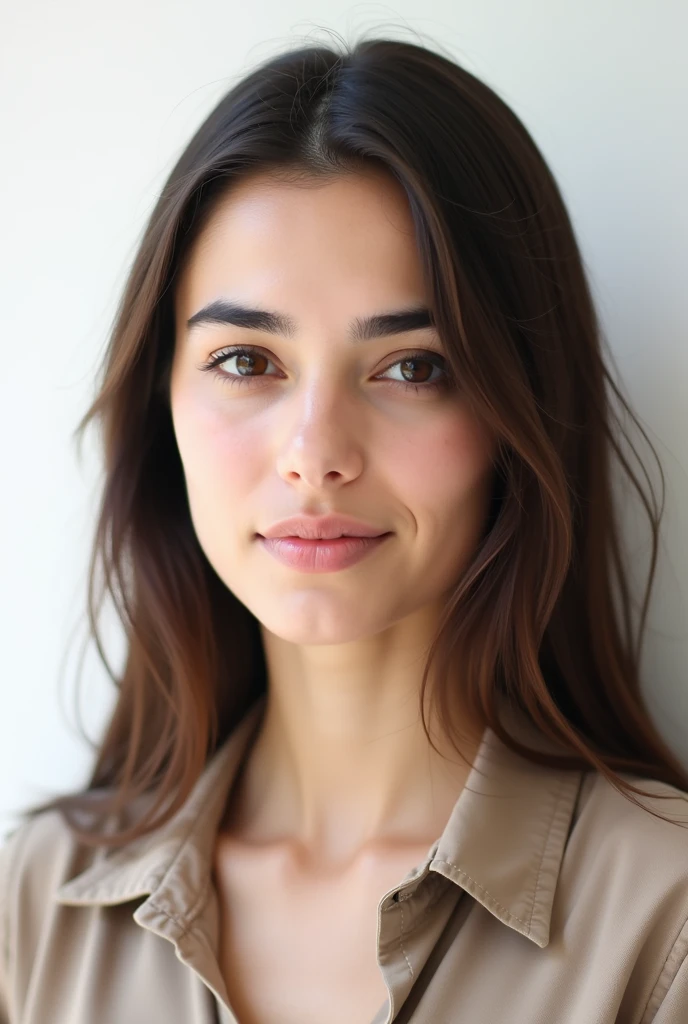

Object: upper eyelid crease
[186,299,437,343]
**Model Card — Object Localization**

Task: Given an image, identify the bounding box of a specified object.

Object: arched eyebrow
[186,299,436,342]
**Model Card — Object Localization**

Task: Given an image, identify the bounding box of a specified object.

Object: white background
[1,1,687,839]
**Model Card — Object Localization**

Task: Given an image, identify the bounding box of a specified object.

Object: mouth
[256,536,389,544]
[255,532,393,572]
[254,536,389,544]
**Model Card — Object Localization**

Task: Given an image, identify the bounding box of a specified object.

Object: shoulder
[569,769,688,899]
[0,784,159,900]
[0,791,136,949]
[1,809,77,888]
[563,770,688,1014]
[575,769,688,861]
[1,808,92,1014]
[0,806,99,927]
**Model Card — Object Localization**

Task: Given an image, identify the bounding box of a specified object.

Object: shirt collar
[55,694,584,949]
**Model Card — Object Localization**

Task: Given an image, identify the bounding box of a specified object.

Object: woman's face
[170,168,497,646]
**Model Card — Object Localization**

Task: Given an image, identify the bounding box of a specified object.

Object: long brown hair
[21,30,688,847]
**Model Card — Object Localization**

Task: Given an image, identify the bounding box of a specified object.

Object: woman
[1,31,687,1024]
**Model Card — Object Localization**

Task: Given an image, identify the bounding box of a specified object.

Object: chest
[211,841,429,1024]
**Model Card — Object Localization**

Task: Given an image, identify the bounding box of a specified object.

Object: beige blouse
[2,694,688,1023]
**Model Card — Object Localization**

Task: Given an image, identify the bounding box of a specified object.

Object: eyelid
[199,342,446,370]
[198,344,453,396]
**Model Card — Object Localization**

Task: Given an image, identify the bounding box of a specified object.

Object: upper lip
[259,514,390,540]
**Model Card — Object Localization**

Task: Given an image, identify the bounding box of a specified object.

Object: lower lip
[257,534,392,572]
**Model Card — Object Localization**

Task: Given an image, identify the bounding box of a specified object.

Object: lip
[258,534,392,573]
[260,513,387,541]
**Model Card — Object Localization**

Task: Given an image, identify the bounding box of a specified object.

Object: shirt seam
[129,768,230,933]
[398,900,414,979]
[433,776,572,938]
[639,913,688,1023]
[432,858,529,929]
[145,872,213,940]
[389,873,454,945]
[526,776,573,935]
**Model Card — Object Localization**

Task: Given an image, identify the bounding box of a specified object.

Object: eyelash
[197,345,451,395]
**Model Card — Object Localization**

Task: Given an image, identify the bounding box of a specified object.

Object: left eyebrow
[186,299,436,342]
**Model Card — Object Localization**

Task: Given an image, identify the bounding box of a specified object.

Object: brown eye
[398,357,435,384]
[377,351,450,392]
[199,346,280,384]
[233,351,270,376]
[198,345,451,395]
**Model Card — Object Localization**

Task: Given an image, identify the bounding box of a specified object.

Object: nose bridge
[288,361,352,434]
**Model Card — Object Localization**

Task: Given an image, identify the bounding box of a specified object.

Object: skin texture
[170,166,497,872]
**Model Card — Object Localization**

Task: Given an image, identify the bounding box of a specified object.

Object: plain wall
[1,0,687,839]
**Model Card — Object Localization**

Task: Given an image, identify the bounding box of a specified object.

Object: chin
[256,602,387,647]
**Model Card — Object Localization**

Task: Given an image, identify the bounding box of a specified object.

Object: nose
[273,376,364,491]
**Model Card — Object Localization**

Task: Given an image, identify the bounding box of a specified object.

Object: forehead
[174,169,428,321]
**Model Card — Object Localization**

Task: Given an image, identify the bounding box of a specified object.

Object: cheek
[382,409,494,514]
[382,409,496,585]
[172,394,266,509]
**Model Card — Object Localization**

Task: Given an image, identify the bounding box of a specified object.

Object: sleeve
[643,918,688,1024]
